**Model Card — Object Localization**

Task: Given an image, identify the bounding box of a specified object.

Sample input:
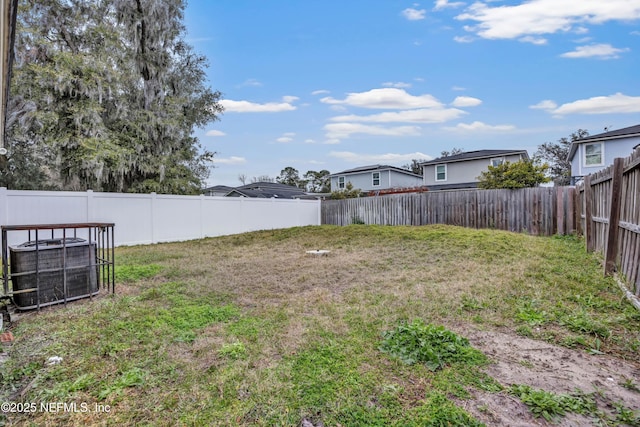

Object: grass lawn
[1,225,639,426]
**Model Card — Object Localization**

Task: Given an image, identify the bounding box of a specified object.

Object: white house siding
[423,154,525,186]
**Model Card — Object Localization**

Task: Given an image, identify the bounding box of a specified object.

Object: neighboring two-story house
[567,124,640,184]
[329,165,423,193]
[420,149,529,191]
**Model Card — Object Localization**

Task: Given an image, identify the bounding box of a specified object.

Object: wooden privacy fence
[322,186,577,237]
[576,147,640,296]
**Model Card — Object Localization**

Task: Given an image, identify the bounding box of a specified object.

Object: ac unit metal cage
[1,223,115,310]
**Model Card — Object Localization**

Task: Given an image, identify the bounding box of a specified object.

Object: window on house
[491,158,504,167]
[372,172,380,186]
[338,176,345,189]
[584,143,603,166]
[435,164,446,181]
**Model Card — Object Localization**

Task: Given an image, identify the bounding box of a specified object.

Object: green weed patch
[379,320,486,370]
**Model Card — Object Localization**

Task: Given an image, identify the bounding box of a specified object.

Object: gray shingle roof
[577,124,640,142]
[420,149,529,166]
[329,164,421,177]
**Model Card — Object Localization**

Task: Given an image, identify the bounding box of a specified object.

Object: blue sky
[184,0,640,187]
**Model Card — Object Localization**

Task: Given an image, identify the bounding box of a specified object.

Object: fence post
[200,194,205,239]
[604,158,624,275]
[556,187,564,235]
[0,187,7,226]
[584,175,594,252]
[574,185,582,236]
[86,189,94,222]
[150,192,157,244]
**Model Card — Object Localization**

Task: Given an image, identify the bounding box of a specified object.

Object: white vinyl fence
[0,188,321,247]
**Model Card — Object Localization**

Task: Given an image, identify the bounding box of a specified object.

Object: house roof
[203,182,308,199]
[567,124,640,161]
[420,149,529,166]
[329,164,421,178]
[226,181,307,199]
[202,185,234,194]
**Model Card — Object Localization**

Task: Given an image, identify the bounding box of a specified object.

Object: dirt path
[460,329,640,426]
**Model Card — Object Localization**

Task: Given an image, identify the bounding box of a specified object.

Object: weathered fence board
[576,147,640,296]
[322,187,576,237]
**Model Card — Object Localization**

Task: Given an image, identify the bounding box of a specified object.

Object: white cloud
[220,99,297,113]
[213,156,246,165]
[519,36,548,45]
[275,132,296,143]
[238,78,262,87]
[529,100,558,110]
[304,139,316,144]
[382,81,412,88]
[451,96,482,107]
[434,0,465,11]
[282,95,300,103]
[452,86,466,91]
[454,35,474,43]
[205,130,226,137]
[551,93,640,115]
[329,108,466,124]
[560,43,630,59]
[311,89,330,95]
[321,88,443,109]
[402,7,427,20]
[324,123,421,140]
[444,121,516,132]
[329,151,433,164]
[457,0,640,40]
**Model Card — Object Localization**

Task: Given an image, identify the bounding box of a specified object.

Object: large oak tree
[2,0,222,193]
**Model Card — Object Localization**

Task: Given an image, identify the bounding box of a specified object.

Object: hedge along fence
[322,186,577,237]
[576,147,640,298]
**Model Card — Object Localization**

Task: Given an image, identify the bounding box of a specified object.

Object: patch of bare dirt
[459,329,640,426]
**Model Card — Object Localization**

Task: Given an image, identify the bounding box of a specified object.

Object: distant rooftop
[420,149,529,166]
[330,164,421,177]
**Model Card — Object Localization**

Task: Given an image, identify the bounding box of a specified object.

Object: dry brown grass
[3,225,639,426]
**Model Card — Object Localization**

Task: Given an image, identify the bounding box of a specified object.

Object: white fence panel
[0,188,321,247]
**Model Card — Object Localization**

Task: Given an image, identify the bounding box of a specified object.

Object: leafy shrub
[379,320,485,371]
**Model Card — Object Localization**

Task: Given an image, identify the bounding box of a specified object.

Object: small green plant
[613,402,640,425]
[560,310,610,338]
[515,300,549,326]
[351,215,365,225]
[218,341,247,360]
[379,319,485,371]
[461,295,484,312]
[97,368,147,400]
[619,377,640,393]
[508,384,596,422]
